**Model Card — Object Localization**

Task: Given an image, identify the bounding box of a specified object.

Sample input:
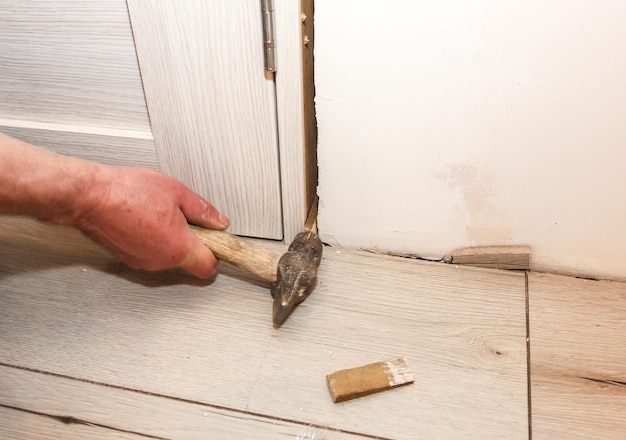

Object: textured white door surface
[127,0,283,239]
[2,0,285,239]
[0,0,150,130]
[0,0,157,167]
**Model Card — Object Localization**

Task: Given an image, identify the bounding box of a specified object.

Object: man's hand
[75,167,229,278]
[0,132,229,278]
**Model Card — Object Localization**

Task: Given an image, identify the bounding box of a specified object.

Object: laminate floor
[529,272,626,439]
[0,217,623,439]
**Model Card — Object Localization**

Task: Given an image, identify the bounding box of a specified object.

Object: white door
[127,0,283,239]
[0,0,284,240]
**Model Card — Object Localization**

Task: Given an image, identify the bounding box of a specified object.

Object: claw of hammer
[271,231,323,328]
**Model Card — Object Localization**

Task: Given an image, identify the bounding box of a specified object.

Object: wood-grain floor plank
[529,272,626,439]
[0,217,528,439]
[0,405,149,440]
[0,365,365,440]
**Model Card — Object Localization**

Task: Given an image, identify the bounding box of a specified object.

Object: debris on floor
[326,357,414,403]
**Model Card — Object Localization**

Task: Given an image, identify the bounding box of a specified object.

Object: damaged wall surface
[315,0,626,281]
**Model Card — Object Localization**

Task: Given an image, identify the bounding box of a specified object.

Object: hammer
[189,226,323,328]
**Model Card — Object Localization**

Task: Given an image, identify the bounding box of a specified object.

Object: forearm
[1,131,229,277]
[0,132,106,225]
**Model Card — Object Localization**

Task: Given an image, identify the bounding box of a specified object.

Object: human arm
[0,132,229,278]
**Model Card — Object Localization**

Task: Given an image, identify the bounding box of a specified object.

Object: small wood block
[451,246,531,270]
[304,196,319,233]
[326,357,414,403]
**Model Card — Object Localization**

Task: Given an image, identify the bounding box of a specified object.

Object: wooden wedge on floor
[326,357,414,403]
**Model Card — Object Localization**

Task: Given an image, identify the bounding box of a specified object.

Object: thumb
[178,231,219,279]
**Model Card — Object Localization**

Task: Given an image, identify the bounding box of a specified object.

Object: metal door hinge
[261,0,276,72]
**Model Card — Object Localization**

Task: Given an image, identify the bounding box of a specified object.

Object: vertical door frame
[274,0,317,243]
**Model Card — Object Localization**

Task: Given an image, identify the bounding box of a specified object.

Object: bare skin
[0,132,229,278]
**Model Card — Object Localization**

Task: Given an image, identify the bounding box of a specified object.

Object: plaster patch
[439,164,512,245]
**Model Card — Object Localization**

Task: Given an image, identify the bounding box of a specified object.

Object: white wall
[315,0,626,281]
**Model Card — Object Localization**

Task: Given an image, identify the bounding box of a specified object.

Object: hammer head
[271,231,323,328]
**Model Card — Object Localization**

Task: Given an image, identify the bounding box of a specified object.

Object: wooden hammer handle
[190,226,280,282]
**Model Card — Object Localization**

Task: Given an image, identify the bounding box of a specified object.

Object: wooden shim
[326,357,414,403]
[304,196,319,233]
[451,246,531,270]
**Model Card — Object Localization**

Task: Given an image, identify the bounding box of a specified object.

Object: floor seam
[526,271,533,440]
[0,362,393,440]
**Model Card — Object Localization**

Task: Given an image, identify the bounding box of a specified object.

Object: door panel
[0,0,150,132]
[127,0,283,239]
[0,123,158,169]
